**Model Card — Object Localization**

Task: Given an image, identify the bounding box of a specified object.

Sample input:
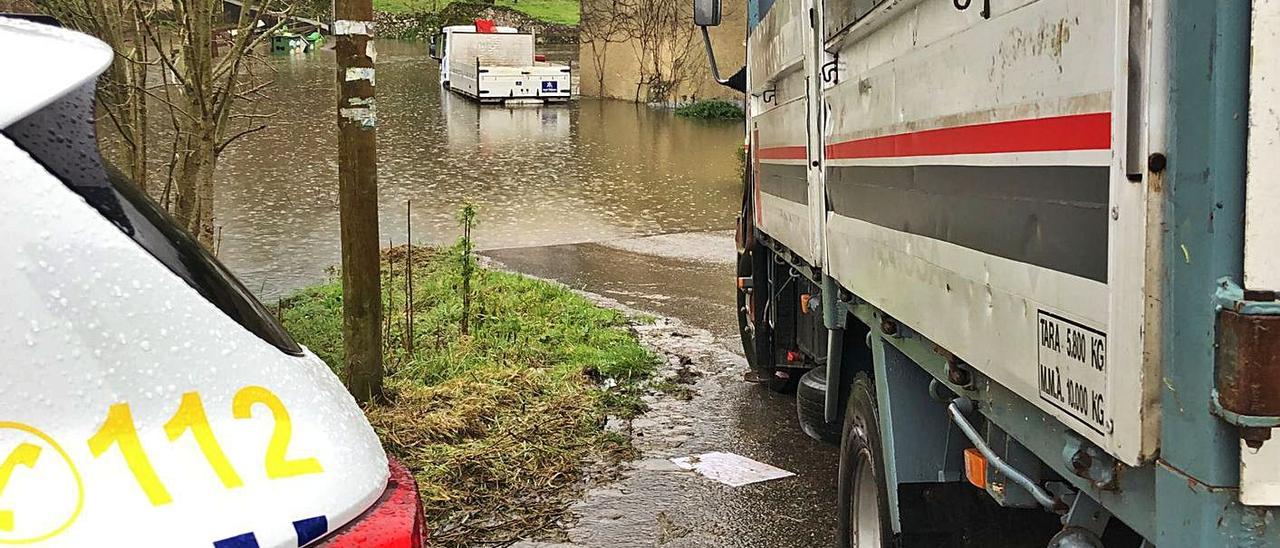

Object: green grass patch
[372,0,444,14]
[374,0,580,25]
[676,99,745,120]
[494,0,579,25]
[281,244,657,546]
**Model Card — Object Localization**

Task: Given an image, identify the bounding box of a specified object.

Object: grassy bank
[375,0,580,25]
[675,99,745,120]
[281,245,656,545]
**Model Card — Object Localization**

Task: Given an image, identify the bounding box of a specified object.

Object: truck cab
[430,24,519,89]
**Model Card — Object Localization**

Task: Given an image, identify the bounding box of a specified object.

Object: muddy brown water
[214,40,744,299]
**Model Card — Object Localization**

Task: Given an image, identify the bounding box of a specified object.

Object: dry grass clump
[367,368,622,545]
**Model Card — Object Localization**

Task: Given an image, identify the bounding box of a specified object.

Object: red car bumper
[314,457,426,547]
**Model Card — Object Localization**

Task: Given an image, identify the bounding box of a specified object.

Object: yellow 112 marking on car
[232,386,324,479]
[88,386,323,507]
[0,422,84,544]
[0,444,41,531]
[167,392,244,489]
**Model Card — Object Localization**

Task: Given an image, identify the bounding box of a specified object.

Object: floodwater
[214,40,745,298]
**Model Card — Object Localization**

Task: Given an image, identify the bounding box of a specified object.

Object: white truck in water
[698,0,1280,545]
[430,23,571,105]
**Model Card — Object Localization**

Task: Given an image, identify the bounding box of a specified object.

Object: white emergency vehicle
[0,16,424,547]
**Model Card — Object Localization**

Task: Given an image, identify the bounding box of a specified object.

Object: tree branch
[215,124,269,154]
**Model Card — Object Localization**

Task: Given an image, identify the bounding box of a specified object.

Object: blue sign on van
[542,81,558,92]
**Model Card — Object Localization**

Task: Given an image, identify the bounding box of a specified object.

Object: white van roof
[0,16,112,128]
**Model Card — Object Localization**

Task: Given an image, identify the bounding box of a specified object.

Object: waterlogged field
[280,245,658,546]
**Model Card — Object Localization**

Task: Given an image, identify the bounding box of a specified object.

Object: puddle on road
[485,233,740,341]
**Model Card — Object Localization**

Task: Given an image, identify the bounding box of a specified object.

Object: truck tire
[836,375,1060,547]
[797,366,841,444]
[837,373,892,547]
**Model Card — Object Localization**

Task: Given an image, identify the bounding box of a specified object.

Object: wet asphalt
[485,232,841,548]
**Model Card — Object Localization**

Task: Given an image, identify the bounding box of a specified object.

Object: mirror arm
[701,26,731,86]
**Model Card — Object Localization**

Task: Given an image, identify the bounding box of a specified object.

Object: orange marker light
[963,447,988,490]
[800,294,812,314]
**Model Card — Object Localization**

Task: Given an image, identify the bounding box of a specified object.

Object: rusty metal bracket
[1212,278,1280,448]
[1062,434,1119,491]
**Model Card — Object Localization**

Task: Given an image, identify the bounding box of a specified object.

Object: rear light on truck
[963,447,988,490]
[316,457,426,547]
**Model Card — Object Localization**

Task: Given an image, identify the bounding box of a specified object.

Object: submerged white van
[0,16,423,547]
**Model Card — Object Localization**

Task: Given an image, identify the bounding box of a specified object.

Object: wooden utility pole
[334,2,383,403]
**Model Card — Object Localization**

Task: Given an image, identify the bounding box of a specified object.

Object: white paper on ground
[670,452,795,487]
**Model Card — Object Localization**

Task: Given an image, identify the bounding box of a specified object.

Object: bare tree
[142,0,287,246]
[46,0,289,248]
[579,0,627,95]
[44,0,153,190]
[580,0,709,104]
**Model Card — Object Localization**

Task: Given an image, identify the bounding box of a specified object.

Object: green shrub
[675,99,745,120]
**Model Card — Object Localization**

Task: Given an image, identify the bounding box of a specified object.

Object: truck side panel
[749,0,820,266]
[819,0,1159,464]
[1242,0,1280,507]
[754,98,813,264]
[1246,0,1280,293]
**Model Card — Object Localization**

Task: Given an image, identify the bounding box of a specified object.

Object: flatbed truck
[430,24,572,105]
[696,0,1280,545]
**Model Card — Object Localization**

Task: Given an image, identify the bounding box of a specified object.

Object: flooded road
[214,41,744,298]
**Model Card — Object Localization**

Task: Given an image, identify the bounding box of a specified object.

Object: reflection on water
[213,40,743,298]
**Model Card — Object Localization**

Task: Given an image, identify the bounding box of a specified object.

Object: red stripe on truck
[824,112,1112,160]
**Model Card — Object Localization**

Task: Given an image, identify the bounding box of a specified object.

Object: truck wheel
[797,366,842,444]
[837,373,891,547]
[836,375,1059,547]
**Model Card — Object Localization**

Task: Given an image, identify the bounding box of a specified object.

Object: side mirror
[694,0,721,27]
[429,36,441,60]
